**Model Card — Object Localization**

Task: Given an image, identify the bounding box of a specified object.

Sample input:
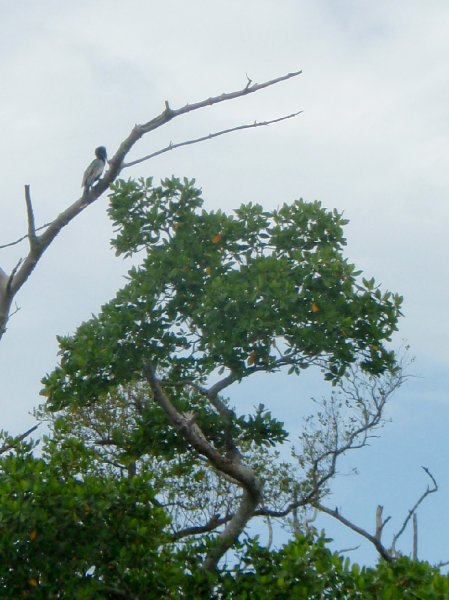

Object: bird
[81,146,107,190]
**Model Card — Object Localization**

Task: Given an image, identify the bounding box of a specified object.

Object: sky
[1,0,449,567]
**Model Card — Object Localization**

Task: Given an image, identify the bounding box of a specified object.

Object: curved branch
[142,362,262,572]
[0,221,53,250]
[171,514,231,541]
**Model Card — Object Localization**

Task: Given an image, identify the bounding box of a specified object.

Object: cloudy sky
[1,0,449,566]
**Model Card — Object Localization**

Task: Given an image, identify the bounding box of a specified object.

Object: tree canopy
[37,176,403,574]
[43,176,401,410]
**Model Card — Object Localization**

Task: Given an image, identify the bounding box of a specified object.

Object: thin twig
[0,423,39,454]
[0,222,53,250]
[391,466,437,552]
[139,69,302,134]
[338,545,361,554]
[172,514,230,540]
[315,502,392,562]
[123,111,302,169]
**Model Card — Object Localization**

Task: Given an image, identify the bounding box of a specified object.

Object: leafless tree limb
[315,502,393,562]
[0,221,53,250]
[266,516,273,550]
[316,467,438,563]
[24,185,37,249]
[172,514,231,541]
[391,466,437,553]
[0,69,302,340]
[376,505,391,540]
[0,423,39,455]
[338,544,361,554]
[436,559,449,569]
[123,111,303,169]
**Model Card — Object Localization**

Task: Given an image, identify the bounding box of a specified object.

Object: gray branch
[142,362,262,573]
[391,466,438,554]
[123,110,303,169]
[0,423,39,455]
[0,69,302,341]
[315,501,393,562]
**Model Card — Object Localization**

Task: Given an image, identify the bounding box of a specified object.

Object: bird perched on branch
[82,146,107,190]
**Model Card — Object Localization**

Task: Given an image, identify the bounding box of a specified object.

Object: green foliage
[42,177,401,411]
[236,404,288,448]
[0,440,180,598]
[218,535,449,599]
[30,177,408,590]
[0,437,446,598]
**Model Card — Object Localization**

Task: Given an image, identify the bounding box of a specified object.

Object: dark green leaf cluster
[0,441,181,598]
[236,403,288,448]
[43,177,402,411]
[0,437,446,598]
[218,534,449,599]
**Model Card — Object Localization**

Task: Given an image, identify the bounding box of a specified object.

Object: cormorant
[82,146,107,190]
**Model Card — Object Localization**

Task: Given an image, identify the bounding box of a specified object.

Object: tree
[40,176,402,571]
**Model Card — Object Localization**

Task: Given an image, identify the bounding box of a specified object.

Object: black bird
[82,146,107,190]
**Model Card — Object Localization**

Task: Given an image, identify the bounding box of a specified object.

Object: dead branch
[0,423,39,455]
[391,466,437,553]
[0,222,53,250]
[172,514,231,541]
[436,559,449,569]
[24,185,38,249]
[315,501,393,562]
[316,467,438,563]
[0,69,302,340]
[375,505,391,540]
[338,545,361,554]
[123,110,303,169]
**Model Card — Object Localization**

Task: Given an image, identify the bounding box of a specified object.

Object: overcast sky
[1,0,449,567]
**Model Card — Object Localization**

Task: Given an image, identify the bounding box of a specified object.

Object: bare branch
[315,502,393,562]
[375,505,391,541]
[123,111,303,169]
[436,559,449,569]
[140,69,302,133]
[207,374,238,399]
[338,545,361,554]
[317,467,438,562]
[0,423,39,455]
[391,466,438,553]
[0,221,53,250]
[24,185,37,249]
[172,514,231,541]
[0,69,302,340]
